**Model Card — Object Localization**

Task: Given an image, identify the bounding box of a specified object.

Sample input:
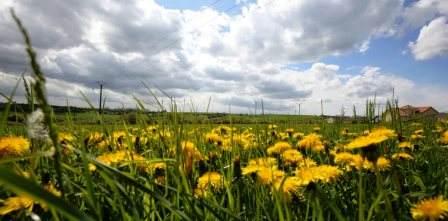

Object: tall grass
[0,10,447,221]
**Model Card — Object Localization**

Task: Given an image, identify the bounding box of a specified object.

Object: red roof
[398,105,438,117]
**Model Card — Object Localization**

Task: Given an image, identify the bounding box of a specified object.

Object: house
[383,105,439,122]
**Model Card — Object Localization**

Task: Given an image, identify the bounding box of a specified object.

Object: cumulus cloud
[401,0,448,30]
[409,16,448,60]
[0,0,447,114]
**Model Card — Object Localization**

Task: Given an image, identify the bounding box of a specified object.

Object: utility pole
[97,81,104,114]
[320,99,324,116]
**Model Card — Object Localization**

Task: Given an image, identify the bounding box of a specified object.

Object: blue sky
[159,0,448,86]
[0,0,447,114]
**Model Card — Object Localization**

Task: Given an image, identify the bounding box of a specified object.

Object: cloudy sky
[0,0,447,115]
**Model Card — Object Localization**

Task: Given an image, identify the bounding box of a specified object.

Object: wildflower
[180,141,202,174]
[398,141,414,150]
[411,196,448,220]
[392,152,414,160]
[0,136,30,157]
[205,133,222,145]
[58,132,75,143]
[194,172,224,198]
[333,152,364,170]
[256,167,285,185]
[375,157,391,171]
[273,176,302,200]
[295,165,342,186]
[345,128,396,150]
[26,109,49,140]
[297,133,325,152]
[411,134,425,141]
[241,157,278,175]
[267,141,292,155]
[0,196,34,215]
[285,128,294,137]
[281,149,303,166]
[293,132,304,140]
[96,150,145,168]
[441,131,448,145]
[297,158,317,168]
[145,162,166,174]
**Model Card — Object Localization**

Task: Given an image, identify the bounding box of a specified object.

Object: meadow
[1,11,448,221]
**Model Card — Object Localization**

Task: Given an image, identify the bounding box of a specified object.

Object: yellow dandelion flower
[414,129,424,135]
[346,128,396,150]
[295,165,342,186]
[96,150,144,167]
[256,167,285,185]
[392,152,414,160]
[194,172,224,198]
[241,157,277,175]
[205,132,222,144]
[273,176,302,199]
[267,141,292,155]
[297,158,317,168]
[145,162,166,174]
[58,132,75,143]
[0,196,34,215]
[411,196,448,220]
[297,133,325,152]
[334,152,364,170]
[375,157,391,171]
[281,149,303,166]
[399,141,414,150]
[441,131,448,145]
[0,136,30,157]
[293,132,305,140]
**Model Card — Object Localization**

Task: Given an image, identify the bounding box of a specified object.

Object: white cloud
[401,0,448,30]
[409,16,448,60]
[1,0,447,114]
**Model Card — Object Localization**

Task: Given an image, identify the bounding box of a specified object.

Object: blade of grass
[0,166,95,221]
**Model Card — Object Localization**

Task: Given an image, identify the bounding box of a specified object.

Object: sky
[0,0,447,115]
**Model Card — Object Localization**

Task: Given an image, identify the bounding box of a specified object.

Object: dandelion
[297,133,325,152]
[256,167,285,184]
[273,176,302,200]
[281,149,303,166]
[194,172,224,198]
[26,109,49,140]
[441,131,448,145]
[0,196,34,215]
[345,128,396,150]
[180,141,202,174]
[333,152,364,170]
[399,141,414,150]
[392,152,414,160]
[241,157,278,175]
[375,157,391,172]
[293,132,304,140]
[297,158,317,168]
[295,165,342,186]
[58,132,75,143]
[0,136,30,157]
[95,150,145,168]
[267,141,292,155]
[411,196,448,220]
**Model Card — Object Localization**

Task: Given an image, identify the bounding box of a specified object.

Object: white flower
[27,109,49,140]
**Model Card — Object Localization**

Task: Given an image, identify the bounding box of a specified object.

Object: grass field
[1,10,448,221]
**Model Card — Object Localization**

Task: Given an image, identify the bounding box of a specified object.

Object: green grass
[1,10,448,221]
